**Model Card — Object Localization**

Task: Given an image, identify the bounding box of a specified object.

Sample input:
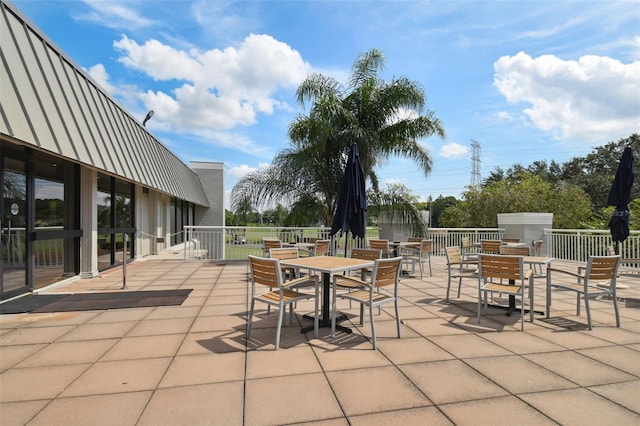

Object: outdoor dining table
[389,241,420,256]
[282,242,315,250]
[278,255,374,333]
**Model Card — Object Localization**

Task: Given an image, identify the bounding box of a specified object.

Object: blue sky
[13,0,640,209]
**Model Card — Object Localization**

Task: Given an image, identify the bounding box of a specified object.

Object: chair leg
[427,256,432,277]
[276,303,285,350]
[369,304,377,349]
[584,293,592,330]
[394,300,401,338]
[613,292,620,327]
[247,299,255,339]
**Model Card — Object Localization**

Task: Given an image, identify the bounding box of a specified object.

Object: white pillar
[79,167,98,278]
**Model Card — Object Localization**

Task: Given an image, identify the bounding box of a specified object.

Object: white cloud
[86,63,116,95]
[113,33,312,134]
[227,164,257,179]
[494,52,640,142]
[440,142,469,159]
[497,111,514,122]
[76,1,154,30]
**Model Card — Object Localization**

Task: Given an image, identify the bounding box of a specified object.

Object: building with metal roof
[1,0,224,299]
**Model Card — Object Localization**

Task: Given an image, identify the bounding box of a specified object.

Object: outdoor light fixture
[142,110,154,127]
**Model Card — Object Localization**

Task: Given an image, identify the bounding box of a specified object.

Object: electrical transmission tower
[470,139,481,188]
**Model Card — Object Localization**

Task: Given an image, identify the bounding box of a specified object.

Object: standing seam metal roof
[0,0,210,207]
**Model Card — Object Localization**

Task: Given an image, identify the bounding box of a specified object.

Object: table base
[301,312,352,334]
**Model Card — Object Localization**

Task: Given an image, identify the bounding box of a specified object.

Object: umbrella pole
[344,231,349,258]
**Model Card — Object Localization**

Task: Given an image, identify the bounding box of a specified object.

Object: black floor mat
[0,289,192,314]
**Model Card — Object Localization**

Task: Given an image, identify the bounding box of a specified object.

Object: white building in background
[0,0,224,299]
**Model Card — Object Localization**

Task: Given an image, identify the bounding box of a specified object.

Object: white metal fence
[181,226,640,265]
[4,225,638,267]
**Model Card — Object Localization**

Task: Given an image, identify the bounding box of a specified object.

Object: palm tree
[231,48,445,226]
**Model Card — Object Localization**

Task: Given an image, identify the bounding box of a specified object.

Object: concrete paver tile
[349,406,453,426]
[429,333,513,358]
[178,330,246,355]
[57,321,137,342]
[0,325,76,346]
[101,334,184,361]
[28,391,152,425]
[17,339,118,367]
[400,360,508,404]
[246,345,321,379]
[0,364,90,402]
[588,380,640,414]
[0,344,46,371]
[59,357,171,397]
[440,395,557,426]
[313,343,392,371]
[524,350,637,386]
[0,400,50,425]
[159,352,245,387]
[520,388,640,425]
[326,366,431,416]
[139,382,243,426]
[577,345,640,376]
[465,355,578,394]
[127,317,194,336]
[245,373,343,425]
[377,337,455,364]
[480,329,567,354]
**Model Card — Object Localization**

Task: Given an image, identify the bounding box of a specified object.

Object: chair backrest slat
[373,257,401,288]
[445,246,462,263]
[369,239,390,256]
[351,248,382,261]
[587,256,620,281]
[249,256,282,288]
[500,246,530,256]
[262,238,282,255]
[481,240,502,254]
[314,239,330,256]
[420,240,433,255]
[269,247,299,260]
[461,237,472,248]
[479,254,523,281]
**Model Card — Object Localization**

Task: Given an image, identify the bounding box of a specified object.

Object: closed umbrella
[331,143,367,255]
[607,146,635,254]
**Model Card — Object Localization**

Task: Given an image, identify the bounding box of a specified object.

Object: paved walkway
[1,256,639,425]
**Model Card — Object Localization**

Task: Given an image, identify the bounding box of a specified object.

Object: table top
[282,242,315,249]
[521,256,554,265]
[389,241,420,246]
[279,256,373,274]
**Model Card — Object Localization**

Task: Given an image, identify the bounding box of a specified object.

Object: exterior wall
[1,1,225,294]
[191,162,225,226]
[497,212,554,256]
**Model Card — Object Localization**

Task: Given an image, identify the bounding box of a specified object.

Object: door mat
[0,289,192,315]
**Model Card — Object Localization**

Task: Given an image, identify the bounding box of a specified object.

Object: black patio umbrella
[331,143,367,255]
[607,146,635,253]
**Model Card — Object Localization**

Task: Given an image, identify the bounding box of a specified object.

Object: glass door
[1,155,28,298]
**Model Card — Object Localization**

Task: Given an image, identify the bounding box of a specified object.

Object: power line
[470,139,481,188]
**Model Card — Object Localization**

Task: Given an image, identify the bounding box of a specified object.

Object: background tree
[367,183,428,237]
[559,134,639,210]
[439,173,592,228]
[429,196,460,228]
[232,48,445,227]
